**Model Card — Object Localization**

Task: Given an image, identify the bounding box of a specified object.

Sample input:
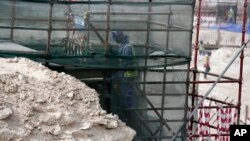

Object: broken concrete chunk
[0,108,13,120]
[107,120,118,129]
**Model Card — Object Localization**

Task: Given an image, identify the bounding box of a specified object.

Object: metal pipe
[190,134,229,137]
[194,70,238,81]
[127,107,185,111]
[190,80,239,84]
[105,0,111,53]
[47,0,53,55]
[57,1,194,5]
[238,0,247,124]
[192,106,237,109]
[89,11,173,15]
[144,93,185,96]
[192,120,219,130]
[10,0,16,41]
[0,26,191,32]
[142,0,152,128]
[171,38,250,141]
[0,26,48,31]
[142,119,184,123]
[0,17,170,27]
[159,4,172,139]
[190,0,202,134]
[188,94,235,106]
[86,0,90,49]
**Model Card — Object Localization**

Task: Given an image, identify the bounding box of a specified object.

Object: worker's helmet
[112,31,128,44]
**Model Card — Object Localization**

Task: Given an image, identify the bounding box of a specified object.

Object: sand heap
[0,58,135,141]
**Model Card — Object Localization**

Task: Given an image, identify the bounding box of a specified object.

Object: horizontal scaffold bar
[89,11,173,15]
[55,1,194,5]
[0,26,192,32]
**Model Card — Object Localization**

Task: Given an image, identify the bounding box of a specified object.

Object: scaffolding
[0,0,195,140]
[184,0,248,141]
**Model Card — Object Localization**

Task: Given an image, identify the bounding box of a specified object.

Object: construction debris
[0,58,135,141]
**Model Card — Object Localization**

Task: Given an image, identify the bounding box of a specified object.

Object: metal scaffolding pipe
[238,0,247,124]
[193,106,238,109]
[89,11,173,15]
[10,0,16,41]
[190,0,202,135]
[127,107,185,111]
[0,26,191,32]
[47,0,53,55]
[56,1,194,5]
[190,134,229,137]
[0,17,170,28]
[194,70,238,81]
[188,94,235,106]
[190,80,239,84]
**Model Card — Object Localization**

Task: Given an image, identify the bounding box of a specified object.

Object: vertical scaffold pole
[47,0,54,55]
[191,0,202,134]
[11,0,16,41]
[238,0,247,124]
[105,0,111,53]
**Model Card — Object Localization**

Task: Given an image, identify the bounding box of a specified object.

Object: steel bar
[52,28,191,32]
[238,0,247,124]
[142,119,184,123]
[0,26,47,31]
[192,120,219,130]
[143,93,185,96]
[189,80,239,83]
[0,26,191,32]
[56,1,194,5]
[142,0,152,134]
[89,11,173,15]
[87,0,90,48]
[10,0,16,41]
[135,136,183,140]
[190,0,202,135]
[136,81,186,84]
[159,3,170,140]
[190,134,229,137]
[104,0,111,52]
[0,50,45,55]
[194,70,238,81]
[170,25,190,31]
[47,0,53,55]
[127,107,185,111]
[0,17,167,27]
[191,106,237,109]
[188,94,235,106]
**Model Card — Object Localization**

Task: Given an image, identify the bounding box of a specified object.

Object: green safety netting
[0,0,195,140]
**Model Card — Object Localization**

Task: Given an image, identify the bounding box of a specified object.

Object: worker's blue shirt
[119,43,132,56]
[119,43,134,68]
[110,43,133,81]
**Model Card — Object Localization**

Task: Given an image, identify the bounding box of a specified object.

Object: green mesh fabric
[0,0,195,140]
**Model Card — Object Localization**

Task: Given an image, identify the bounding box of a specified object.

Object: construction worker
[109,31,138,121]
[203,51,211,79]
[227,8,234,24]
[199,40,205,56]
